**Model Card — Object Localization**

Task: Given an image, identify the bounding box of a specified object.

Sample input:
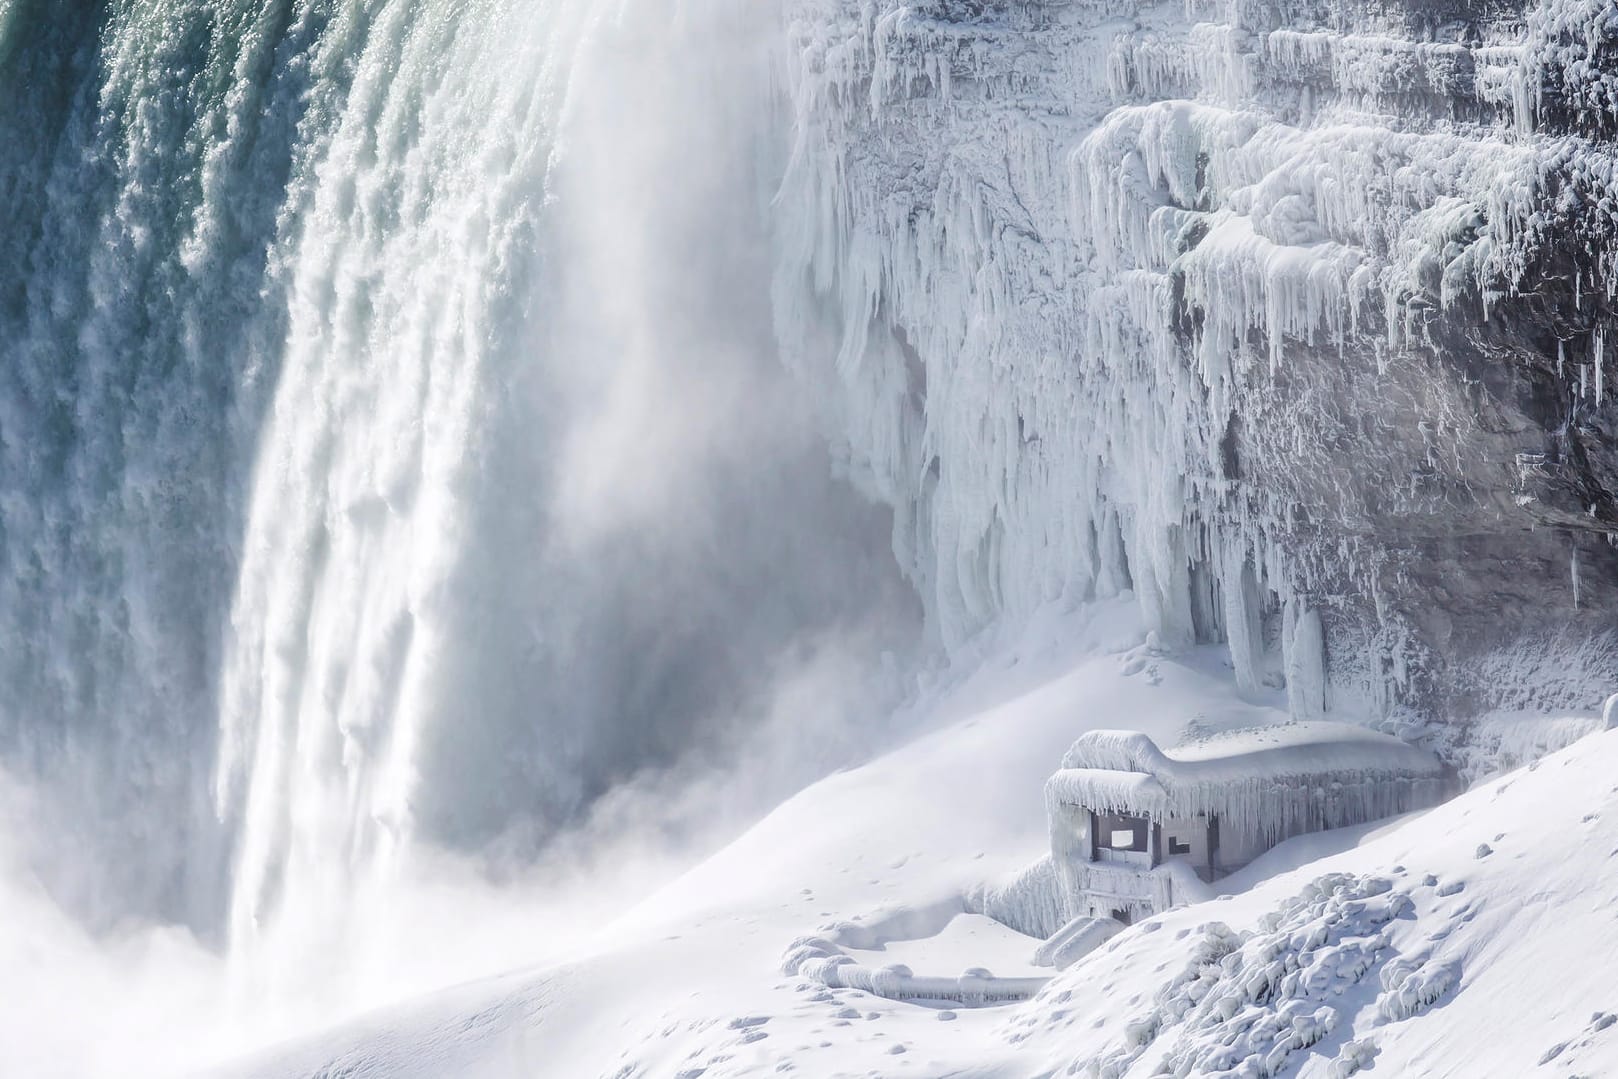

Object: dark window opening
[1096,812,1149,853]
[1168,836,1192,856]
[1111,908,1132,926]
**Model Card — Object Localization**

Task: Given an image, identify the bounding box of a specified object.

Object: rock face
[774,0,1618,725]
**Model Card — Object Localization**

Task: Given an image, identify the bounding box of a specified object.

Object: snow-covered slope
[204,615,1615,1079]
[1001,726,1618,1078]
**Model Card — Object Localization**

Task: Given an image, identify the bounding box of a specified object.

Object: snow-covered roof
[1047,722,1451,842]
[1052,768,1169,814]
[1060,722,1444,778]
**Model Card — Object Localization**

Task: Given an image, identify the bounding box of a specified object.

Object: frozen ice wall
[774,0,1618,727]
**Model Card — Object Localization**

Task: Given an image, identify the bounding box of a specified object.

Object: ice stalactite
[1284,604,1327,722]
[1225,558,1268,695]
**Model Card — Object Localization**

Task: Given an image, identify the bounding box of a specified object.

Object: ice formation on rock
[774,0,1618,726]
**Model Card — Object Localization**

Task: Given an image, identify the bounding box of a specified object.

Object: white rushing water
[0,0,920,1023]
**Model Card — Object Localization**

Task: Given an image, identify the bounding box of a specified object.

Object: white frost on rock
[773,0,1618,723]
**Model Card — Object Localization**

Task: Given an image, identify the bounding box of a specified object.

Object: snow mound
[1073,874,1425,1078]
[1031,915,1124,971]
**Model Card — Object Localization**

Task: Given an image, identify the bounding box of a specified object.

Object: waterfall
[0,0,920,1005]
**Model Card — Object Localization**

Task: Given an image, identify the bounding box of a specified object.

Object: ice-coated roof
[1061,721,1445,777]
[1046,721,1451,841]
[1051,768,1168,813]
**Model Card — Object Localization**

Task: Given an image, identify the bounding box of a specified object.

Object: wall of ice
[773,0,1618,729]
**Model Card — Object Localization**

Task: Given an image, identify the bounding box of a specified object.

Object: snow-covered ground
[200,603,1617,1078]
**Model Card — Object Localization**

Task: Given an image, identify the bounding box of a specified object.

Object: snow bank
[784,936,1050,1005]
[1083,874,1420,1078]
[203,651,1618,1079]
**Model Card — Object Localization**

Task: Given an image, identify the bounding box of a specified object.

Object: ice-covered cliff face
[774,0,1618,727]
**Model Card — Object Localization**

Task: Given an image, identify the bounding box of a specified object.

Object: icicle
[1284,603,1327,721]
[772,0,1618,702]
[1223,554,1266,694]
[1597,327,1606,402]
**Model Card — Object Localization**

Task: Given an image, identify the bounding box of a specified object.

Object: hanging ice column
[1284,604,1327,721]
[774,0,1618,720]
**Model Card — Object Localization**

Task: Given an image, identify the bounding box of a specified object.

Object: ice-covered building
[1047,723,1453,924]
